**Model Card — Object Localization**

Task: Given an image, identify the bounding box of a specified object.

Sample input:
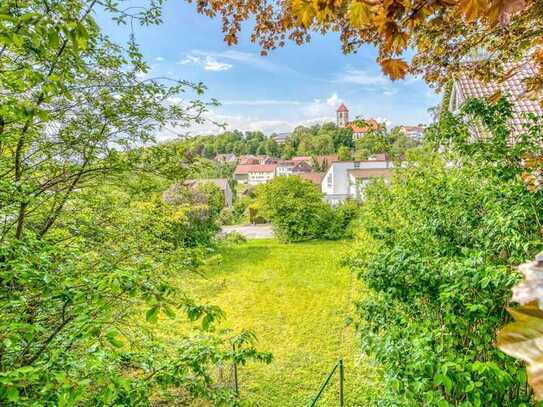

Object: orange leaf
[457,0,488,22]
[487,0,527,27]
[380,58,409,80]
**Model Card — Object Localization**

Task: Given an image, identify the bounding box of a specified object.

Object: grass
[170,239,382,406]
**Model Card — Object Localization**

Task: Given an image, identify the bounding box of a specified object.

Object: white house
[276,161,295,176]
[234,164,277,185]
[321,159,393,205]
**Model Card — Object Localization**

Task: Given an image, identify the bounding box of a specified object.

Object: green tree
[0,1,270,404]
[337,145,352,161]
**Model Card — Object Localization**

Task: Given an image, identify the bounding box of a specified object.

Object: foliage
[255,176,356,242]
[187,0,543,91]
[347,98,543,405]
[355,126,417,160]
[0,1,268,404]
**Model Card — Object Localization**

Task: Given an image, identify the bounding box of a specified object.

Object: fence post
[339,359,344,407]
[232,343,239,396]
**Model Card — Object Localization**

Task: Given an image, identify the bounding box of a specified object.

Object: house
[214,153,237,163]
[292,160,312,173]
[291,156,312,165]
[238,155,260,165]
[296,172,325,185]
[336,103,382,140]
[272,132,290,144]
[398,125,426,142]
[448,57,543,139]
[234,164,277,185]
[313,154,339,171]
[276,160,295,176]
[321,158,393,205]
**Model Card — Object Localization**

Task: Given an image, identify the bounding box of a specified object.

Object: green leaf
[7,387,19,402]
[146,305,159,323]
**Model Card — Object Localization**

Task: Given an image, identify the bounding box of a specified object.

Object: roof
[234,164,277,174]
[348,168,392,178]
[452,57,543,133]
[185,178,229,190]
[399,125,425,133]
[337,103,349,112]
[291,156,312,162]
[348,119,382,133]
[313,154,339,167]
[297,172,325,184]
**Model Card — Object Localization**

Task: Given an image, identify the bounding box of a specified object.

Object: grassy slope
[180,239,381,406]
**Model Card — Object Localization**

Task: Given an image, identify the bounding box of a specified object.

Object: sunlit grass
[170,239,382,406]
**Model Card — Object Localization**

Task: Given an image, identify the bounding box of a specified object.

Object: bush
[256,176,357,242]
[347,98,543,406]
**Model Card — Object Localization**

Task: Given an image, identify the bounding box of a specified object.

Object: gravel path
[221,224,274,239]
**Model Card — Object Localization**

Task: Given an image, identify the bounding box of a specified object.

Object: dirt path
[221,224,274,239]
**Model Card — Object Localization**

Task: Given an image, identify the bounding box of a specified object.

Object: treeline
[182,122,419,160]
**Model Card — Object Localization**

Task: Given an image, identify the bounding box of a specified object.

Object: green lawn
[179,239,382,406]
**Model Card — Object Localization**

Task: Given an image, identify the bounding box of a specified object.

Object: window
[354,162,360,169]
[327,175,332,187]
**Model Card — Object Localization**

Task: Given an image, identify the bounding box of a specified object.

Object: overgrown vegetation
[347,97,543,406]
[255,176,358,242]
[0,1,269,404]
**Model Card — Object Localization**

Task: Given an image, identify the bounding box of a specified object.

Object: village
[208,103,421,207]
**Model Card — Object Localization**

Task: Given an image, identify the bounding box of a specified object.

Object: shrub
[256,176,357,242]
[348,98,543,406]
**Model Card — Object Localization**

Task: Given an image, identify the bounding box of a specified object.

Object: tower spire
[336,103,349,128]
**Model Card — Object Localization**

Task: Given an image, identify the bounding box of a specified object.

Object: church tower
[336,103,349,128]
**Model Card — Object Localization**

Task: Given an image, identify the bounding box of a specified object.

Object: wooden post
[339,359,344,407]
[232,343,239,397]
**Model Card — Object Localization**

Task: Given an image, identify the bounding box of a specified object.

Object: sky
[96,1,442,139]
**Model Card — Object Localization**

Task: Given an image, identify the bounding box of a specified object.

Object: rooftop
[234,164,278,174]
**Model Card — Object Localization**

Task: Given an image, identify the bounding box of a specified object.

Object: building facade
[321,159,393,205]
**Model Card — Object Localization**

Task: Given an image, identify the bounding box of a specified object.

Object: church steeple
[336,103,349,128]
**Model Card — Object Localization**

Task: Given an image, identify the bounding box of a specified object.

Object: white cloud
[300,93,343,119]
[186,49,296,75]
[155,56,165,62]
[203,57,232,71]
[334,68,389,86]
[178,54,233,72]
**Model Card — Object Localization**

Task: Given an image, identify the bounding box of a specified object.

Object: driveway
[221,224,274,239]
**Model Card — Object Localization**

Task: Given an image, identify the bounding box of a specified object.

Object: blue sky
[96,1,442,138]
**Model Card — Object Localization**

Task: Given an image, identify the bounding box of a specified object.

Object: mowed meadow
[158,240,382,406]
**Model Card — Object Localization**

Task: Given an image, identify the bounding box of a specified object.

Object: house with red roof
[234,164,278,185]
[336,103,383,140]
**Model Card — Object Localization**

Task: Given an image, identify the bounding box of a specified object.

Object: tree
[256,176,328,241]
[337,145,352,161]
[0,1,270,404]
[186,0,543,93]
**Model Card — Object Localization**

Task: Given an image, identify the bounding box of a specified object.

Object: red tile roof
[337,103,349,112]
[291,156,312,162]
[297,172,325,184]
[348,119,382,133]
[453,57,543,134]
[234,164,277,175]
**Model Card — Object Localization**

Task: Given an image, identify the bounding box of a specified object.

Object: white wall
[322,161,391,196]
[248,171,275,185]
